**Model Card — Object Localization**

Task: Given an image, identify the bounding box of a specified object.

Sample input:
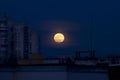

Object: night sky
[0,0,120,57]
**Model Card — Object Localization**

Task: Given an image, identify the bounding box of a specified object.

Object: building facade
[0,17,40,64]
[13,24,31,60]
[0,17,12,64]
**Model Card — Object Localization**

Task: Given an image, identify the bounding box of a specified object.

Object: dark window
[1,44,8,47]
[0,30,8,32]
[0,50,8,54]
[24,53,28,59]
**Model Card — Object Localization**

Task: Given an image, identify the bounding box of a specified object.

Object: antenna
[91,16,93,51]
[90,15,95,57]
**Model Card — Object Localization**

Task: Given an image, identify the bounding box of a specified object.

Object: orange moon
[54,33,65,43]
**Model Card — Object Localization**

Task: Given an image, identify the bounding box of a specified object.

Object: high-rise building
[13,24,31,60]
[30,31,40,54]
[0,17,40,64]
[0,17,12,64]
[13,24,40,61]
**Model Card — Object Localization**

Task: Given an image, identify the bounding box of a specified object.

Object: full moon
[54,33,65,43]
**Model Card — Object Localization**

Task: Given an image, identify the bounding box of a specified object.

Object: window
[0,29,8,32]
[1,44,8,47]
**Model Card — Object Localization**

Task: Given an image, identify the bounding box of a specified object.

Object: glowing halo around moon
[54,33,65,43]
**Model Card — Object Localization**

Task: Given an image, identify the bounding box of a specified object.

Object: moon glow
[54,33,65,43]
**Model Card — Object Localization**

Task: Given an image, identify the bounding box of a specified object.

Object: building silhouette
[0,17,40,64]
